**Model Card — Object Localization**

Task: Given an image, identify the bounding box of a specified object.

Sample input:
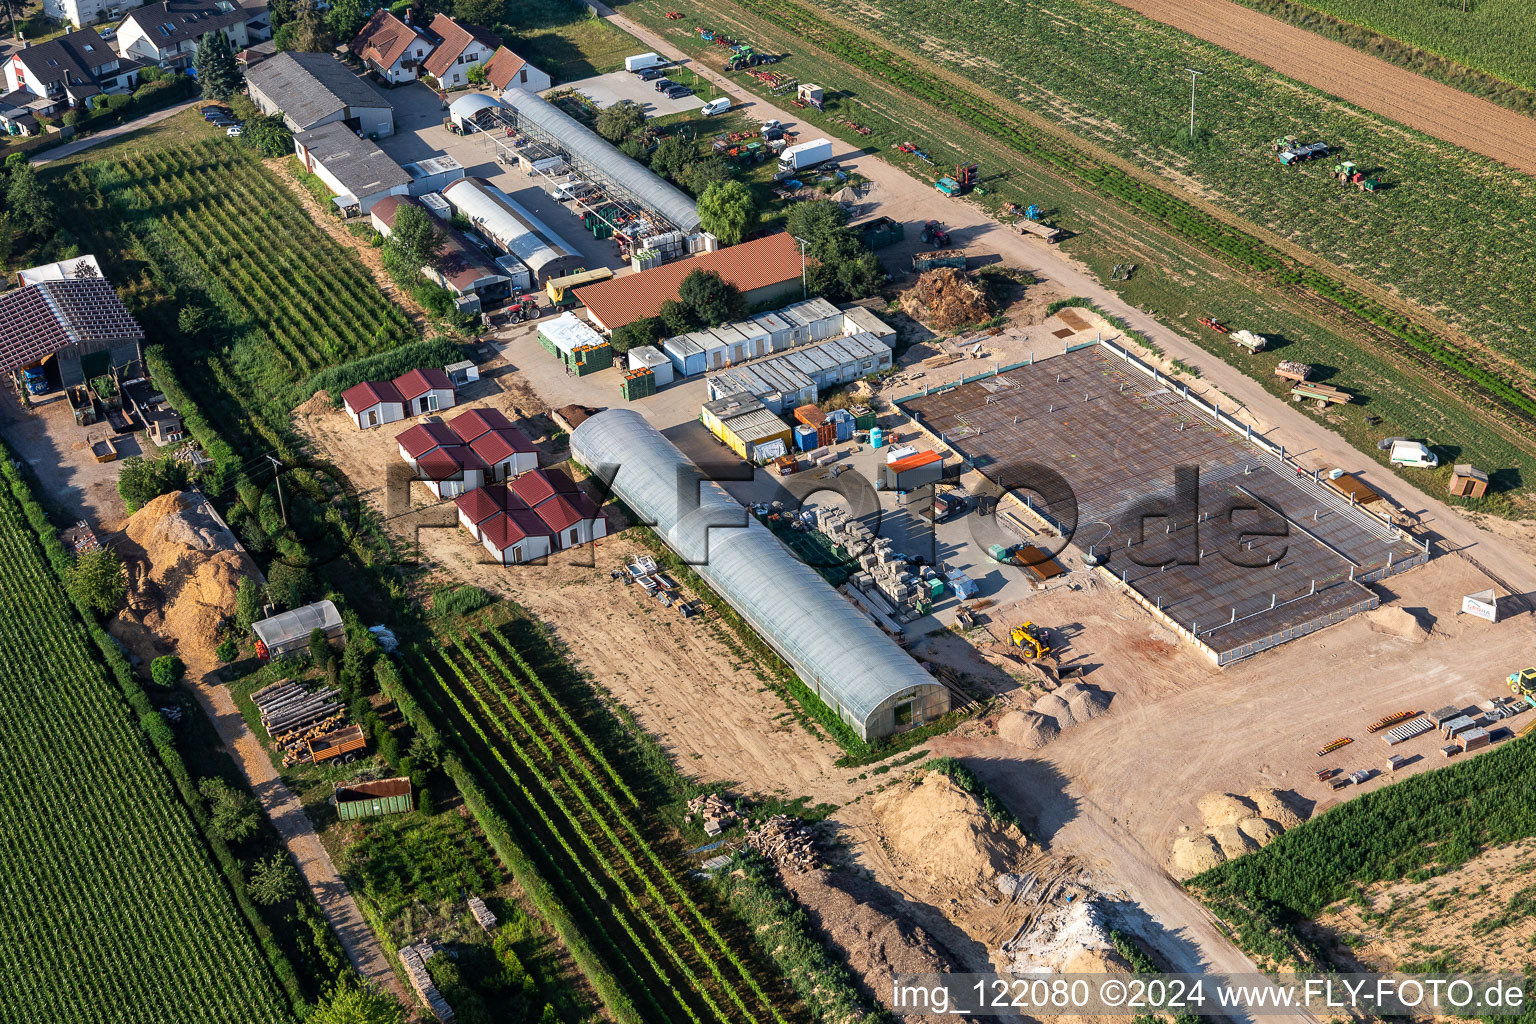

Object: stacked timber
[746,815,821,872]
[400,941,455,1022]
[251,680,343,747]
[688,793,739,837]
[467,897,497,934]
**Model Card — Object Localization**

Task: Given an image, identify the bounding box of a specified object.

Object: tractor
[507,295,541,323]
[1509,667,1536,709]
[919,220,951,247]
[1007,622,1053,660]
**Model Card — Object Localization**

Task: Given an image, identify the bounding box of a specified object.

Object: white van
[625,52,666,72]
[701,97,731,116]
[1389,440,1438,469]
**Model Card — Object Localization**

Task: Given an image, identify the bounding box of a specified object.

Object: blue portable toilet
[870,426,885,449]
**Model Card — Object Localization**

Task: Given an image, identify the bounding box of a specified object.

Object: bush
[150,654,186,686]
[265,563,313,611]
[199,776,259,844]
[117,453,191,513]
[216,636,239,662]
[309,627,331,668]
[235,577,264,631]
[609,315,662,354]
[429,584,497,618]
[595,100,644,141]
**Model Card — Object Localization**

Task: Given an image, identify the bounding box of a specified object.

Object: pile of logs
[688,792,739,837]
[746,815,821,872]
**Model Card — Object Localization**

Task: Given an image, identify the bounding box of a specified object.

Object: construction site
[902,341,1429,665]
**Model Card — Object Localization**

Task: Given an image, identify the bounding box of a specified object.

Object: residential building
[293,121,411,216]
[449,407,537,481]
[574,233,808,332]
[394,367,456,416]
[371,195,511,312]
[116,0,270,70]
[509,468,607,548]
[349,9,433,84]
[0,258,144,389]
[246,51,393,137]
[340,380,405,429]
[41,0,128,31]
[421,14,499,89]
[483,45,549,93]
[5,28,141,107]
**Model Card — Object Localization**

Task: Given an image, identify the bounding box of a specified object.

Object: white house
[415,445,487,498]
[349,9,434,84]
[449,407,537,481]
[453,484,552,562]
[6,28,139,107]
[484,45,549,94]
[115,0,269,70]
[395,420,459,470]
[421,14,499,90]
[41,0,127,31]
[393,367,456,416]
[510,468,607,549]
[340,379,405,429]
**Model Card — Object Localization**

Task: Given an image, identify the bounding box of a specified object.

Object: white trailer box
[625,52,666,72]
[777,138,834,175]
[1390,440,1438,468]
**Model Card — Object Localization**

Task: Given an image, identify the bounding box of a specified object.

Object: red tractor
[920,220,952,247]
[507,295,541,323]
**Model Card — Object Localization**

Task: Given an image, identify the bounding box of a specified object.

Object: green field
[1229,0,1536,95]
[0,465,292,1023]
[493,0,637,82]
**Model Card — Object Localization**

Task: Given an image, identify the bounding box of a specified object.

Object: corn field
[402,623,803,1024]
[0,468,292,1023]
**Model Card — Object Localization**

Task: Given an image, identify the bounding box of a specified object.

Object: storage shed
[335,778,414,819]
[700,393,793,462]
[252,600,344,661]
[626,345,674,387]
[441,177,584,285]
[571,410,950,740]
[662,334,706,378]
[705,358,816,414]
[1449,464,1489,499]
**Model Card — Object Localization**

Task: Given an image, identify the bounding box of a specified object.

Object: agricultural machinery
[935,162,978,196]
[1333,161,1382,191]
[1275,136,1330,165]
[919,220,952,247]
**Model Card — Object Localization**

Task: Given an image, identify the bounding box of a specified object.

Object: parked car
[759,119,782,134]
[225,125,243,137]
[665,85,693,99]
[552,180,592,201]
[654,78,675,92]
[637,67,667,81]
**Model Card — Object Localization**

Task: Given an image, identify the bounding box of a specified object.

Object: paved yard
[557,69,712,117]
[0,387,140,531]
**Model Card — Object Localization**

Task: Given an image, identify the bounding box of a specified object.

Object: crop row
[704,0,1536,420]
[0,479,291,1022]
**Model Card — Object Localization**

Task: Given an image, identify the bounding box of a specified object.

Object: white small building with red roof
[341,379,406,429]
[511,468,607,548]
[454,467,605,561]
[396,420,460,470]
[484,45,549,93]
[393,367,456,416]
[449,407,537,481]
[416,444,488,498]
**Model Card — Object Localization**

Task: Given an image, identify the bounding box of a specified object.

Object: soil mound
[116,491,256,671]
[1171,834,1224,875]
[294,388,332,418]
[1246,788,1304,829]
[1068,689,1110,723]
[1237,816,1281,847]
[873,772,1027,890]
[899,268,991,331]
[1034,692,1076,728]
[1210,823,1259,860]
[998,709,1060,749]
[1063,947,1132,974]
[1366,606,1428,641]
[1198,792,1257,828]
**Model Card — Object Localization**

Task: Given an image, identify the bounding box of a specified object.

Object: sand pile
[115,491,257,671]
[1169,788,1308,878]
[873,772,1027,891]
[294,388,332,418]
[998,709,1060,749]
[1367,606,1429,642]
[899,269,991,331]
[1034,692,1076,728]
[1005,895,1116,973]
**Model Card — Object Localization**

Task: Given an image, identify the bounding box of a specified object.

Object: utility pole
[266,454,287,526]
[794,236,809,298]
[1184,68,1204,140]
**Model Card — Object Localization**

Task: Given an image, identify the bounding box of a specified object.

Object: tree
[677,268,745,326]
[657,298,694,337]
[696,179,757,245]
[326,0,368,42]
[151,655,185,686]
[242,113,294,158]
[192,31,240,100]
[200,777,259,843]
[309,627,332,668]
[454,0,502,22]
[288,0,334,51]
[786,198,848,243]
[805,230,883,302]
[683,157,731,195]
[308,981,407,1024]
[265,563,313,610]
[6,162,54,241]
[465,61,488,86]
[65,548,126,618]
[609,315,662,354]
[216,636,239,662]
[650,134,694,180]
[117,454,190,512]
[247,853,299,906]
[0,211,15,270]
[594,100,645,142]
[384,204,444,284]
[268,0,298,30]
[235,577,264,632]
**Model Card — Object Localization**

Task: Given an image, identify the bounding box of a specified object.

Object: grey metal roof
[294,122,408,196]
[570,410,945,740]
[441,177,579,279]
[498,88,700,233]
[247,52,388,130]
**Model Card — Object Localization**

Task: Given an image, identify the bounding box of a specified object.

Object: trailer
[1290,381,1353,406]
[1017,219,1065,243]
[335,777,413,819]
[309,724,367,764]
[1274,361,1313,383]
[1229,329,1266,353]
[776,137,834,176]
[853,215,904,250]
[912,249,967,272]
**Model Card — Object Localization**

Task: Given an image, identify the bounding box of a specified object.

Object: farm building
[251,599,344,661]
[571,410,949,740]
[439,177,583,285]
[0,259,143,389]
[401,155,465,197]
[1449,464,1489,499]
[420,13,499,89]
[348,9,434,84]
[510,468,607,547]
[575,233,806,333]
[704,332,890,410]
[371,196,510,312]
[335,778,414,819]
[449,406,537,481]
[394,367,456,416]
[484,44,549,93]
[293,122,410,216]
[538,313,611,376]
[625,346,673,387]
[341,380,405,429]
[455,485,553,564]
[701,393,794,462]
[246,51,394,137]
[114,0,269,69]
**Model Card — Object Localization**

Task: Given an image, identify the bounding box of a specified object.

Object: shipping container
[335,777,414,819]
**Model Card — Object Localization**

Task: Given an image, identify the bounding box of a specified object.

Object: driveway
[558,69,705,117]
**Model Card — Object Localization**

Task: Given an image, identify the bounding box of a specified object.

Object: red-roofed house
[416,444,488,498]
[341,379,405,429]
[393,367,456,416]
[510,468,607,547]
[396,420,460,467]
[478,505,554,564]
[483,45,549,93]
[450,407,536,480]
[422,14,500,89]
[448,406,516,441]
[350,9,434,84]
[454,483,508,540]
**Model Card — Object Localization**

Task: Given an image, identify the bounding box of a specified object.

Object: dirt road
[190,675,409,1004]
[1111,0,1536,177]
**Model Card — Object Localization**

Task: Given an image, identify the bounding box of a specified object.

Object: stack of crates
[569,342,612,377]
[620,367,656,401]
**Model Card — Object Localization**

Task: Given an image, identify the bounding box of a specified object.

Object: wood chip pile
[899,268,991,331]
[745,815,822,872]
